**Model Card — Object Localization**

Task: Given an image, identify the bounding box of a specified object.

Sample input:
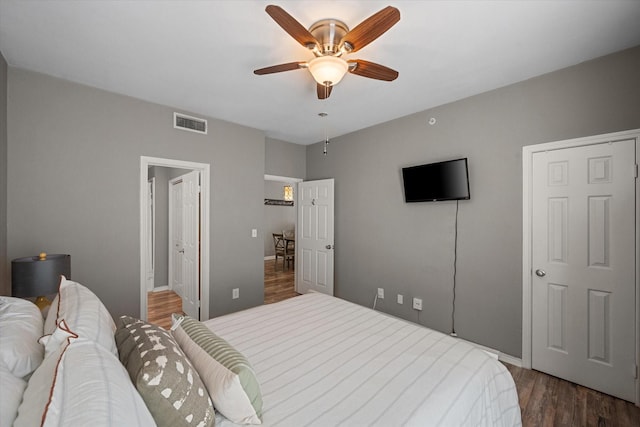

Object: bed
[3,279,521,427]
[204,292,522,426]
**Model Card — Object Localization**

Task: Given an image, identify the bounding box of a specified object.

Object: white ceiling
[1,1,639,145]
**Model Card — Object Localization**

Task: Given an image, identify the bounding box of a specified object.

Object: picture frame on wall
[264,199,294,206]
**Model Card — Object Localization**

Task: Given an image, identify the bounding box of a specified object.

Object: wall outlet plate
[377,288,384,299]
[397,294,403,304]
[412,297,423,311]
[232,288,239,299]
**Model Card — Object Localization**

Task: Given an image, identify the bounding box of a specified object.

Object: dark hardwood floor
[506,363,639,427]
[149,264,639,426]
[264,257,299,304]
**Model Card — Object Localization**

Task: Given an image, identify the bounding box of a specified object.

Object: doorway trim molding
[140,156,210,321]
[264,174,303,183]
[522,129,639,404]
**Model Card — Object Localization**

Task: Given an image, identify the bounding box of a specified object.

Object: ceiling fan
[254,5,400,99]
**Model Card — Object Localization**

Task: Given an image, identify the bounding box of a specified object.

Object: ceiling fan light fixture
[308,56,348,86]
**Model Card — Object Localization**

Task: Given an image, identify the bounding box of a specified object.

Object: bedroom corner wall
[0,51,8,296]
[265,137,306,179]
[6,69,265,319]
[264,137,306,257]
[306,45,640,358]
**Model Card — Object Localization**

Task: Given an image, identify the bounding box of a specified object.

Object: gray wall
[306,46,640,358]
[0,52,7,295]
[265,137,306,178]
[7,68,266,319]
[264,137,305,256]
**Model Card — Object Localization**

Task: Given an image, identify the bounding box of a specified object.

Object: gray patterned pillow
[115,316,215,427]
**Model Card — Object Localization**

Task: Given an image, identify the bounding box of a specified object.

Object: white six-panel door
[146,178,155,291]
[297,179,335,295]
[169,171,200,319]
[169,177,184,299]
[531,139,636,402]
[181,170,200,319]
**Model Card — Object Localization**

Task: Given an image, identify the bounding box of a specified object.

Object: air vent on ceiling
[174,112,207,135]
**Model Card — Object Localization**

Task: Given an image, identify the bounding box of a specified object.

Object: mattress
[204,292,522,426]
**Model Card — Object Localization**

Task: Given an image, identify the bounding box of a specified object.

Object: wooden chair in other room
[272,233,286,270]
[283,230,295,270]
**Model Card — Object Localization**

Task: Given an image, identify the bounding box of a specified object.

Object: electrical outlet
[232,288,239,299]
[377,288,384,299]
[251,229,257,238]
[412,297,423,311]
[397,294,403,304]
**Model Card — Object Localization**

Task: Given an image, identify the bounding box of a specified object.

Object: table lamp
[12,253,71,310]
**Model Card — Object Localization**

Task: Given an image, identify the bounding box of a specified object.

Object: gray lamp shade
[11,254,71,298]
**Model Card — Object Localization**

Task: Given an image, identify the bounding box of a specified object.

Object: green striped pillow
[171,315,263,425]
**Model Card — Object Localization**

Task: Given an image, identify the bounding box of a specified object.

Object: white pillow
[0,360,27,427]
[38,319,78,358]
[14,338,157,427]
[43,276,117,355]
[0,296,44,377]
[43,292,59,335]
[171,315,263,425]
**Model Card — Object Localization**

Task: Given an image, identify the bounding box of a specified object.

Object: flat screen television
[402,158,470,202]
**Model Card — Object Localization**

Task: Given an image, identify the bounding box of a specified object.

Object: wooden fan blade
[265,5,319,49]
[317,83,333,100]
[341,6,400,53]
[254,62,305,75]
[348,59,398,81]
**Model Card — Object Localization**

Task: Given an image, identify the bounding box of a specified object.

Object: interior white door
[297,179,334,295]
[531,139,636,402]
[146,178,155,291]
[169,177,185,299]
[180,171,200,319]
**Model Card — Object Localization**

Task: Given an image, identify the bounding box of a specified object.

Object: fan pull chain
[319,112,329,156]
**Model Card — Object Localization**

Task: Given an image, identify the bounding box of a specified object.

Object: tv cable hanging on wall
[451,199,459,337]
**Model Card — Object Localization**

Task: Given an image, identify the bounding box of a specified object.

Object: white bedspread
[204,293,521,427]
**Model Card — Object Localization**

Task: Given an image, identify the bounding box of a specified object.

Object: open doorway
[140,157,210,324]
[264,174,301,303]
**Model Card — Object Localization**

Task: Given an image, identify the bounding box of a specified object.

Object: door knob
[535,269,546,277]
[325,245,333,250]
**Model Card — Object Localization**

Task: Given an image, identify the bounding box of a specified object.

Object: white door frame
[522,129,640,404]
[140,156,210,321]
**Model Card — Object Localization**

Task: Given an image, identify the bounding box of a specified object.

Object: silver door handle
[535,269,546,277]
[179,249,185,254]
[325,245,334,250]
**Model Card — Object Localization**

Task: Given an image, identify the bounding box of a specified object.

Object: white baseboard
[453,336,522,366]
[498,353,523,367]
[152,285,169,292]
[264,255,275,260]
